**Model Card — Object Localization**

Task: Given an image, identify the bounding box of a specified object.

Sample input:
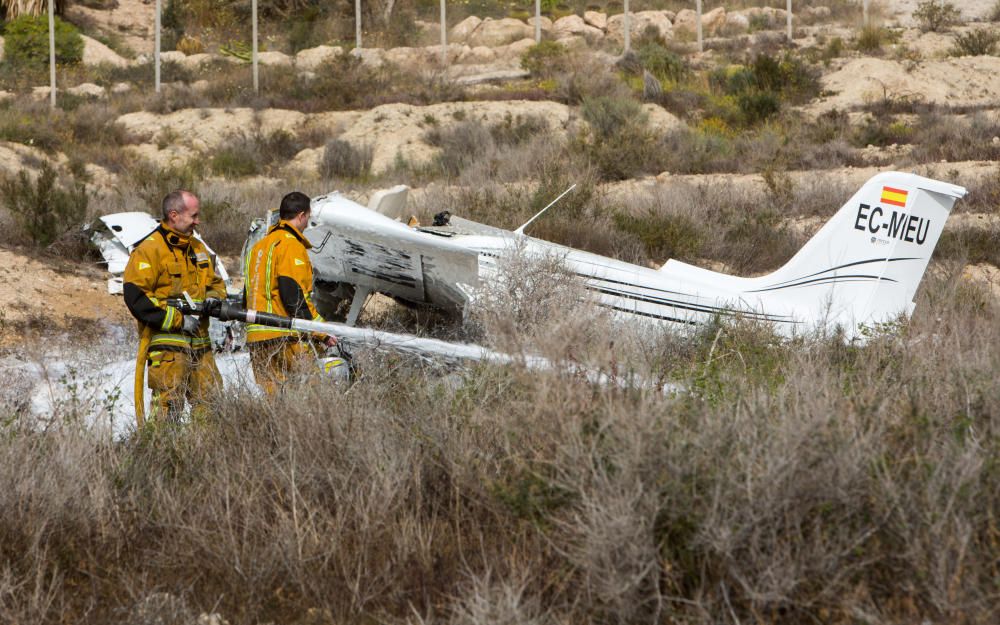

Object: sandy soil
[884,0,997,25]
[0,247,131,347]
[66,0,154,57]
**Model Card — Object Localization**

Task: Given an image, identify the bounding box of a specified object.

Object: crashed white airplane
[288,172,965,341]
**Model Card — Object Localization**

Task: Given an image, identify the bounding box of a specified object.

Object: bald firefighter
[123,190,226,424]
[244,191,337,394]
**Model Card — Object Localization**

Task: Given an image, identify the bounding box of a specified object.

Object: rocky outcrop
[449,16,483,44]
[117,108,308,152]
[606,11,673,43]
[467,18,533,47]
[329,100,572,174]
[257,51,293,67]
[553,15,604,43]
[81,35,130,67]
[584,11,607,31]
[295,45,343,71]
[67,83,106,98]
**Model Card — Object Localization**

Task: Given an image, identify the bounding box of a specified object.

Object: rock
[672,9,697,35]
[527,16,552,31]
[190,79,212,92]
[0,90,13,102]
[110,82,131,94]
[458,45,496,64]
[295,45,343,71]
[422,43,466,64]
[178,53,213,70]
[702,7,727,37]
[553,15,605,43]
[723,12,750,35]
[81,35,129,67]
[606,11,673,43]
[160,50,186,64]
[641,103,684,135]
[740,7,787,29]
[284,147,324,178]
[496,38,537,64]
[555,35,589,51]
[257,51,293,67]
[450,16,483,44]
[452,68,531,85]
[584,11,608,31]
[84,163,117,189]
[804,6,832,20]
[31,86,52,100]
[383,46,428,67]
[351,47,385,68]
[467,18,533,48]
[67,82,106,98]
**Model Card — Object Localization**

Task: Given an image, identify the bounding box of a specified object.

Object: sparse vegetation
[914,0,962,33]
[951,28,1000,56]
[321,138,373,180]
[0,162,89,247]
[854,25,899,54]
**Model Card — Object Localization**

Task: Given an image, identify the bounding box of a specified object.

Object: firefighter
[123,190,226,425]
[244,191,337,394]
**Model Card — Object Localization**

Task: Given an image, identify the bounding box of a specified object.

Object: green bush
[914,1,961,32]
[578,95,655,181]
[950,29,1000,56]
[1,163,89,247]
[3,15,84,67]
[210,148,260,177]
[521,41,569,78]
[708,53,819,126]
[636,40,690,84]
[612,210,703,262]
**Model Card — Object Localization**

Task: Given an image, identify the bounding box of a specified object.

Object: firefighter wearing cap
[123,190,226,424]
[244,191,337,394]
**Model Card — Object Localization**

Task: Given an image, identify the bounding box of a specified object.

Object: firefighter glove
[181,315,200,335]
[203,297,222,319]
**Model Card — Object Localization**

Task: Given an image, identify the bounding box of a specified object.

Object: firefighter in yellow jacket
[123,190,226,423]
[244,191,336,394]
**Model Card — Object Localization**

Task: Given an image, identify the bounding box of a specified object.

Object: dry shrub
[209,128,304,178]
[908,112,1000,163]
[1,270,999,624]
[320,139,373,180]
[463,246,602,356]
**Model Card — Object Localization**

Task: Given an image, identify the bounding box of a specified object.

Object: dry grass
[2,266,999,624]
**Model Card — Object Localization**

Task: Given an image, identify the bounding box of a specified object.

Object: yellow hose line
[134,324,152,429]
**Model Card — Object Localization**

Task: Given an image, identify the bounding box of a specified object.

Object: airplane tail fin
[751,172,966,337]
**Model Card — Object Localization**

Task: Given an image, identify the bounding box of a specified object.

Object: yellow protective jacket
[243,220,327,343]
[123,223,227,351]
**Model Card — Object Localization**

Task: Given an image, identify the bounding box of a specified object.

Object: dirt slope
[0,247,130,346]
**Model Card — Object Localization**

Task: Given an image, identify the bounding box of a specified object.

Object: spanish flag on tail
[881,186,908,207]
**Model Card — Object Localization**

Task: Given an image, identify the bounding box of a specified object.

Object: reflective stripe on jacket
[123,223,226,351]
[243,220,326,343]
